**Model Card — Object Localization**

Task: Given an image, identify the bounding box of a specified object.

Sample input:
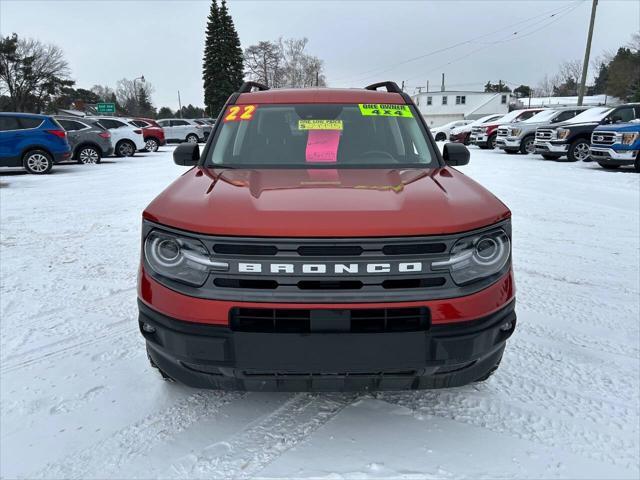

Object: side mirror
[443,143,470,166]
[173,142,200,166]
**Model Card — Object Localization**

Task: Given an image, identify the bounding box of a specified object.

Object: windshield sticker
[298,119,343,130]
[223,105,257,122]
[358,104,413,118]
[305,130,341,163]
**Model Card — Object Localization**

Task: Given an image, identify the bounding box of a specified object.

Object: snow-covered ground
[1,146,638,479]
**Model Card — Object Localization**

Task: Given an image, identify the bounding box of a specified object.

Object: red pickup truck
[470,108,543,149]
[137,81,516,391]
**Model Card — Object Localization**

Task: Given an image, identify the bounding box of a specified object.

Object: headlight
[510,128,522,137]
[556,128,571,140]
[144,230,228,287]
[481,127,488,133]
[621,132,639,145]
[432,229,511,285]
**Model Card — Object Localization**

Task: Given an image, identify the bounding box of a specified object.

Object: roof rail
[364,81,403,94]
[238,81,270,93]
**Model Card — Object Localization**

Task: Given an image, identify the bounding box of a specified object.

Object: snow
[1,146,639,479]
[564,107,613,124]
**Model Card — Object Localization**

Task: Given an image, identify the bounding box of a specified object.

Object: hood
[144,167,510,237]
[554,121,600,129]
[594,122,640,133]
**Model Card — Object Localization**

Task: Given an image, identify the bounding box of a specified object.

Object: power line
[332,1,583,86]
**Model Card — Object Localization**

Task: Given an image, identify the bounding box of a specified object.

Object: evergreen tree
[202,0,244,117]
[157,106,174,119]
[592,62,609,95]
[137,86,156,117]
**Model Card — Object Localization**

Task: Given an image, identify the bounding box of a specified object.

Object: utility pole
[401,80,405,92]
[426,80,429,93]
[578,0,598,106]
[441,73,445,92]
[177,90,183,118]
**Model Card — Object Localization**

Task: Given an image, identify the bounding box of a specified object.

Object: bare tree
[244,40,283,87]
[115,78,155,116]
[90,84,116,102]
[0,33,73,111]
[534,74,555,97]
[558,60,583,85]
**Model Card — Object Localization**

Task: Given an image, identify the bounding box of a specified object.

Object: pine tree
[202,0,244,117]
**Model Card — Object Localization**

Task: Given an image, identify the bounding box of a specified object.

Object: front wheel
[635,153,640,172]
[542,154,561,160]
[186,134,199,144]
[520,136,535,154]
[435,132,446,142]
[116,140,136,157]
[488,133,497,149]
[145,138,159,152]
[77,146,101,164]
[23,150,53,174]
[567,139,590,162]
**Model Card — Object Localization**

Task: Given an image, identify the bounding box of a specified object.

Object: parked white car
[430,120,473,141]
[156,118,204,143]
[89,117,146,157]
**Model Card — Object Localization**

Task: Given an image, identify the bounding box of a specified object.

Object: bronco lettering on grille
[237,262,424,274]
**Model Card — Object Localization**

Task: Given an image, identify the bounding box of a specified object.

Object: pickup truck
[496,107,588,155]
[470,108,543,149]
[534,104,640,161]
[590,122,640,171]
[137,81,516,391]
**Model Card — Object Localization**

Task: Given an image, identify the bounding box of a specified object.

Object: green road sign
[96,103,116,114]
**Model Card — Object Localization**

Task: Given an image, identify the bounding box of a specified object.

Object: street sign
[96,103,116,114]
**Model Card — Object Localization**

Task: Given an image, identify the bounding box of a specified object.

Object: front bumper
[590,146,638,165]
[534,141,568,155]
[470,133,488,145]
[139,299,516,392]
[497,137,522,150]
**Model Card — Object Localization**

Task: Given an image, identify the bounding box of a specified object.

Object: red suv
[130,118,166,152]
[137,81,516,391]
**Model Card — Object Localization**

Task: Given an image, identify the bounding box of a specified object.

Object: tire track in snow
[378,387,638,469]
[166,392,358,479]
[31,390,244,480]
[0,320,133,374]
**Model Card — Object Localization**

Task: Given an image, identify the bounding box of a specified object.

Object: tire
[435,132,446,142]
[77,146,101,164]
[116,140,136,157]
[567,138,590,162]
[598,163,620,170]
[505,150,517,154]
[542,154,560,160]
[23,149,53,174]
[144,137,159,152]
[635,153,640,172]
[519,136,535,155]
[488,133,497,149]
[186,133,199,144]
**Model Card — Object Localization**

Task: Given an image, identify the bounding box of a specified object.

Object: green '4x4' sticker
[358,104,413,118]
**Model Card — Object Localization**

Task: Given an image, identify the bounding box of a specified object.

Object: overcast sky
[1,0,638,109]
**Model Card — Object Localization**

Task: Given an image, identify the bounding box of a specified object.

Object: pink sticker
[305,130,341,163]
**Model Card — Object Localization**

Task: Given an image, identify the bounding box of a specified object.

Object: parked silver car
[496,107,589,154]
[156,118,204,143]
[191,119,213,139]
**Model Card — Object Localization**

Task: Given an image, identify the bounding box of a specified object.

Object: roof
[236,88,406,105]
[0,112,49,118]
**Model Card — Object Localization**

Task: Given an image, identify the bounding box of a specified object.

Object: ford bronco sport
[137,81,516,391]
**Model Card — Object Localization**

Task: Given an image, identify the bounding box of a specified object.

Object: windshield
[523,110,558,123]
[205,103,438,168]
[564,107,613,124]
[472,114,501,126]
[497,109,531,124]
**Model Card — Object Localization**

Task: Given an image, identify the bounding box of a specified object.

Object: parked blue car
[590,121,640,172]
[0,113,72,174]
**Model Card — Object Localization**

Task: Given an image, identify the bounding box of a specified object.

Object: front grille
[591,131,616,145]
[497,128,509,137]
[230,307,430,333]
[536,128,555,141]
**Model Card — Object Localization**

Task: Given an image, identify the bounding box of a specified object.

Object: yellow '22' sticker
[298,120,343,130]
[358,104,413,118]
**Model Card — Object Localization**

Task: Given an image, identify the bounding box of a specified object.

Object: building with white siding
[412,91,511,127]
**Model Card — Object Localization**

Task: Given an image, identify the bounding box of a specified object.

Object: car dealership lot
[1,147,638,479]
